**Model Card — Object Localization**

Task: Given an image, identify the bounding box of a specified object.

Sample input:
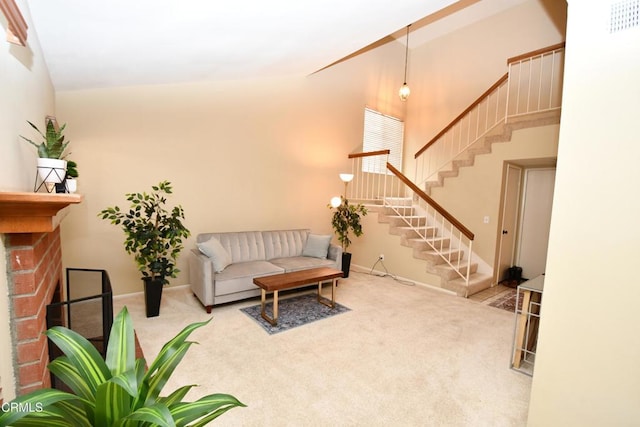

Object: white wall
[528,1,640,424]
[56,40,409,296]
[0,0,55,402]
[429,124,559,269]
[0,1,55,191]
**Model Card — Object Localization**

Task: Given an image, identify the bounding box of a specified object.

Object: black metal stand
[34,166,67,193]
[46,269,113,390]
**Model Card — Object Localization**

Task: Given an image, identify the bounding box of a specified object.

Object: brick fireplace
[6,229,63,395]
[0,192,82,400]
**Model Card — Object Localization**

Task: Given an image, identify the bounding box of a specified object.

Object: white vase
[65,178,77,193]
[37,158,67,183]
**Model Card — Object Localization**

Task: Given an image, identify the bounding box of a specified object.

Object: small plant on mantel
[65,160,79,179]
[20,117,71,189]
[0,306,245,426]
[20,118,69,159]
[99,181,190,317]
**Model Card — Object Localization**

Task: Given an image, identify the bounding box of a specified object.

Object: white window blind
[362,107,404,174]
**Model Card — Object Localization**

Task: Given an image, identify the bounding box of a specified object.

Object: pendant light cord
[403,24,411,84]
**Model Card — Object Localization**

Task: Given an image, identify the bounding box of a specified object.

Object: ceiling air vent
[610,0,640,33]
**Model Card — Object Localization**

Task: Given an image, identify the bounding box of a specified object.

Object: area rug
[488,289,522,313]
[240,293,351,334]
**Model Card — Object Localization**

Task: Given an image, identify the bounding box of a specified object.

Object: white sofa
[189,229,342,313]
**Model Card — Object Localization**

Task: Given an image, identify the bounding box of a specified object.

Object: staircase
[343,43,565,298]
[374,197,492,296]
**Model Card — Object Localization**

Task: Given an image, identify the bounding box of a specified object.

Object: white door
[516,168,556,279]
[497,164,522,282]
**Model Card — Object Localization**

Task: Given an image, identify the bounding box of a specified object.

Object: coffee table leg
[261,289,279,326]
[317,278,336,309]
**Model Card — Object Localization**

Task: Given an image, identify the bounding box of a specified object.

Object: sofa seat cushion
[269,256,336,273]
[215,261,283,296]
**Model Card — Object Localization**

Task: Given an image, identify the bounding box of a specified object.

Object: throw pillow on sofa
[302,234,332,259]
[197,237,232,272]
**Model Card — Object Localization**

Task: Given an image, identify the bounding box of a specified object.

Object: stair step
[401,237,451,250]
[384,197,413,206]
[390,226,438,238]
[382,206,415,216]
[416,248,464,264]
[387,215,428,227]
[444,274,493,297]
[432,261,478,280]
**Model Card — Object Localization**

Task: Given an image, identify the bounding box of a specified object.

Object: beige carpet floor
[113,271,531,426]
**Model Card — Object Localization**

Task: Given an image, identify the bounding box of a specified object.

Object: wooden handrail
[348,149,390,159]
[386,163,474,240]
[507,42,566,65]
[414,73,508,159]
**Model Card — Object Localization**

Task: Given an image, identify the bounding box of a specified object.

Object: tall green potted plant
[99,181,190,317]
[20,117,70,191]
[328,196,367,277]
[0,306,245,426]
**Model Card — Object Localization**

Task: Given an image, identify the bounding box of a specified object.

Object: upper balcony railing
[414,43,565,187]
[506,42,565,119]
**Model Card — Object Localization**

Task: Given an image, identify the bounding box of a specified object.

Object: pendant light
[399,24,411,101]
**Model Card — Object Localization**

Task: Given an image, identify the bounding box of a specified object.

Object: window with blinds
[362,108,404,174]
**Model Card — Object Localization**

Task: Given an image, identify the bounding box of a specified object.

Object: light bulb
[399,83,411,101]
[330,196,342,208]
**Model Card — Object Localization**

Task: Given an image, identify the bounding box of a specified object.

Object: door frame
[494,163,523,284]
[514,167,556,279]
[493,160,557,285]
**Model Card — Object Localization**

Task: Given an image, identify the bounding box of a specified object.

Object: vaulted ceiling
[26,0,527,91]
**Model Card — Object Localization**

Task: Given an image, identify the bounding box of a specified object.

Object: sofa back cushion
[197,231,266,263]
[197,237,232,272]
[262,229,310,260]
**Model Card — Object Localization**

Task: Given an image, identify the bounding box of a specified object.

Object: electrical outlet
[379,254,385,260]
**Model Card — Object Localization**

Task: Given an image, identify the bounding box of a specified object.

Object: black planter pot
[342,252,352,278]
[142,277,164,317]
[54,181,67,193]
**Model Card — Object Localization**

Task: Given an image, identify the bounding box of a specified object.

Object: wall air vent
[610,0,640,33]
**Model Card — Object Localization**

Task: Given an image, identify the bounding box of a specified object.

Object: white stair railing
[386,163,474,290]
[506,42,565,120]
[414,74,509,187]
[415,43,565,188]
[346,150,399,203]
[346,151,475,290]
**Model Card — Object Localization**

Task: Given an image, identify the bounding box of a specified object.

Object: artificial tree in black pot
[329,196,367,277]
[99,181,190,317]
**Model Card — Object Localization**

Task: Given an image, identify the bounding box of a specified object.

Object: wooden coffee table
[253,267,343,326]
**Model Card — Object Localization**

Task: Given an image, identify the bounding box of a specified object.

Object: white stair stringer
[376,198,491,297]
[423,110,561,195]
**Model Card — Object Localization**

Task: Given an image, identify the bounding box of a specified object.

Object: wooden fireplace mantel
[0,191,83,233]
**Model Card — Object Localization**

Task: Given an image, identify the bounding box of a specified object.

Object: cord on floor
[367,259,415,287]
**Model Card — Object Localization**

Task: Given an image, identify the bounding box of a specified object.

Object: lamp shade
[330,196,342,208]
[339,173,354,183]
